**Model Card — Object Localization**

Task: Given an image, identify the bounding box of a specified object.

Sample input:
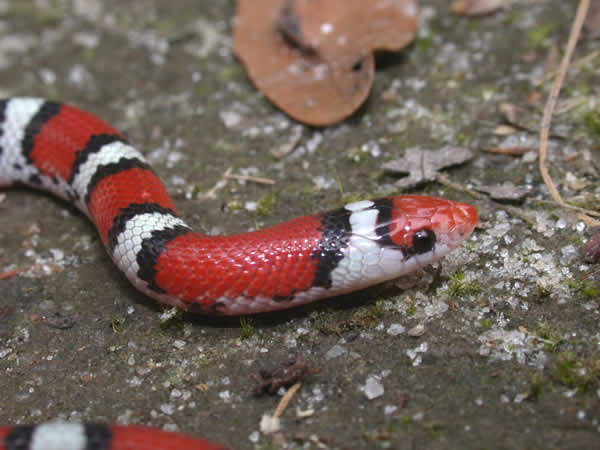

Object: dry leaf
[280,0,419,59]
[493,124,517,136]
[252,355,320,395]
[474,181,531,201]
[233,0,418,126]
[382,146,473,188]
[452,0,506,16]
[584,227,600,263]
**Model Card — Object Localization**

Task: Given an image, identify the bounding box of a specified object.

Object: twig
[200,167,233,199]
[538,0,589,209]
[273,381,302,418]
[225,173,276,185]
[0,263,63,280]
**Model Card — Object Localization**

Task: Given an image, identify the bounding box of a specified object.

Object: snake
[0,97,477,449]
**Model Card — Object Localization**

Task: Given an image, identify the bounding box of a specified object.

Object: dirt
[1,1,599,449]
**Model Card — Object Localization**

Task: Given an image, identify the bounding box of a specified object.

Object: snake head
[335,195,478,288]
[379,195,478,266]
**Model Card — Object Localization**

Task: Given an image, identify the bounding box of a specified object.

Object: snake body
[0,423,225,450]
[0,97,477,448]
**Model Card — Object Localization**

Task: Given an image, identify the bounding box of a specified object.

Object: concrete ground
[1,0,599,448]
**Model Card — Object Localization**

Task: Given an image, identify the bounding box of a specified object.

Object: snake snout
[445,202,478,249]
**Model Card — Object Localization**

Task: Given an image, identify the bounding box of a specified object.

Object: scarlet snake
[0,97,477,449]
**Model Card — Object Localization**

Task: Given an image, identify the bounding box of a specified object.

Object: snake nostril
[456,204,477,227]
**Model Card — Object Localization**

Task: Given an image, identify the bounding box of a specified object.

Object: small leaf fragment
[382,146,473,188]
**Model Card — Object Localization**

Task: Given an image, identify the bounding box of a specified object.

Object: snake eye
[412,229,436,254]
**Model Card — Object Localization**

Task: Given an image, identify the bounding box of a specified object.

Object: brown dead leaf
[382,146,473,188]
[493,124,517,136]
[280,0,419,58]
[252,355,320,395]
[498,102,528,127]
[527,90,542,106]
[451,0,506,16]
[584,227,600,263]
[233,0,418,125]
[474,181,531,202]
[44,312,75,330]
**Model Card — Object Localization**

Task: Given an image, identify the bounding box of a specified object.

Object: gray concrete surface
[1,1,599,448]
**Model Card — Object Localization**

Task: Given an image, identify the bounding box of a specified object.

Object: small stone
[248,431,260,443]
[384,405,397,415]
[560,244,578,264]
[259,414,280,434]
[362,377,384,400]
[325,344,346,360]
[159,403,174,415]
[555,218,567,230]
[408,323,425,337]
[387,323,405,336]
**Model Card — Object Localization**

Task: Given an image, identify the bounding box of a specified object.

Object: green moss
[528,373,544,400]
[534,321,563,352]
[528,24,554,48]
[216,66,240,82]
[225,199,243,211]
[565,277,581,291]
[1,3,61,25]
[552,352,600,392]
[455,132,469,145]
[255,192,278,216]
[504,9,522,25]
[109,314,123,334]
[396,417,412,429]
[481,319,491,329]
[341,192,370,204]
[569,277,600,298]
[345,146,373,163]
[447,270,482,298]
[582,282,600,298]
[82,47,97,60]
[364,423,400,443]
[159,308,185,333]
[416,33,434,53]
[301,184,315,195]
[239,317,256,339]
[582,108,600,140]
[535,281,552,299]
[566,81,591,98]
[368,299,386,321]
[423,421,445,439]
[315,300,386,335]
